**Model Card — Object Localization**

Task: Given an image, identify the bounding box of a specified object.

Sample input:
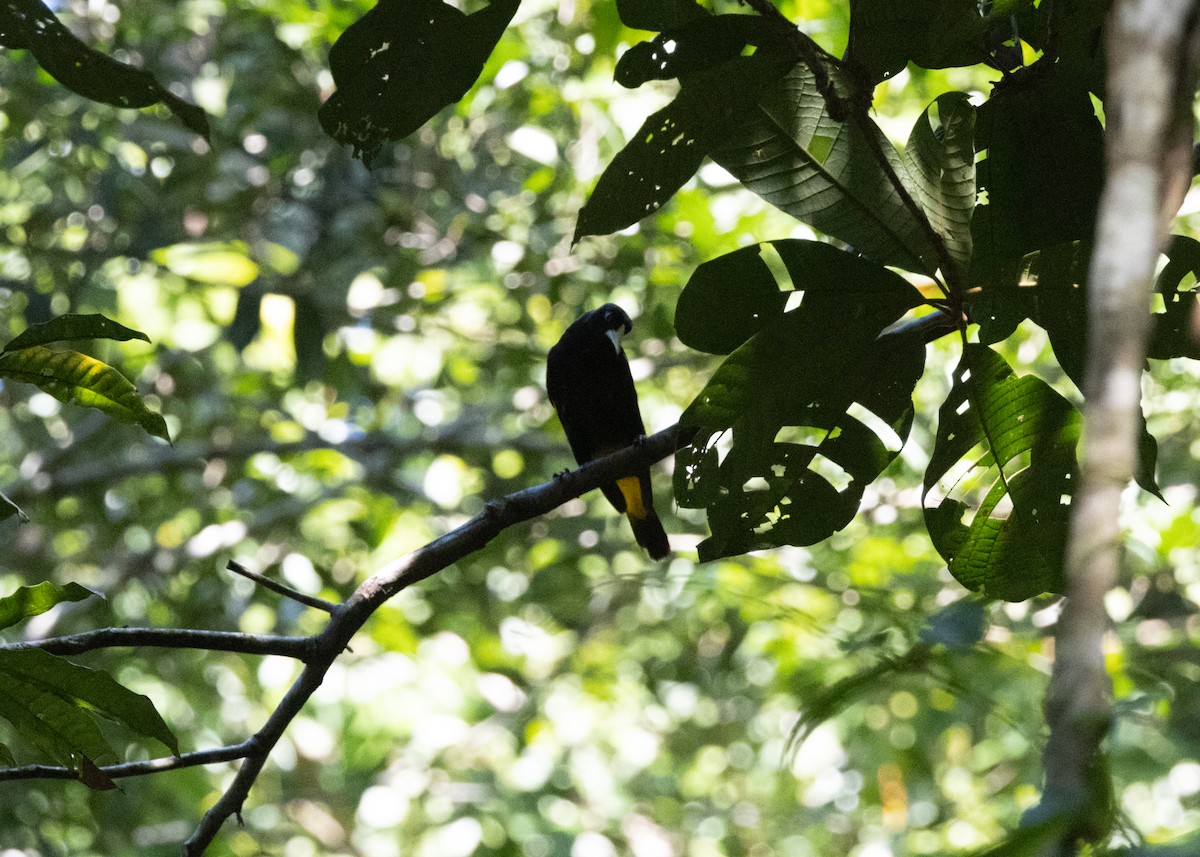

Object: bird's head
[591,303,633,352]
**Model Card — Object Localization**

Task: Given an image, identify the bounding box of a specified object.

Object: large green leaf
[2,313,150,353]
[709,63,941,276]
[0,582,96,632]
[995,242,1161,498]
[614,15,785,88]
[1148,235,1200,360]
[676,244,925,560]
[615,0,707,31]
[676,238,921,355]
[0,649,178,762]
[844,0,1032,84]
[575,52,791,242]
[923,344,1078,601]
[0,675,115,767]
[901,92,976,280]
[0,0,209,138]
[318,0,520,164]
[971,66,1103,294]
[0,346,170,441]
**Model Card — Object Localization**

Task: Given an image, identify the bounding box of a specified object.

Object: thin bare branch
[0,741,256,782]
[6,628,312,659]
[226,560,336,614]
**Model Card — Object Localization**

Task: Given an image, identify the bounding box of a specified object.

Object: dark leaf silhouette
[318,0,520,164]
[845,0,1013,84]
[575,53,791,242]
[2,313,151,353]
[615,14,784,88]
[0,0,209,138]
[615,0,707,31]
[676,241,925,560]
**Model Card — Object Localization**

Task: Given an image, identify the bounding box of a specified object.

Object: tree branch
[7,627,313,659]
[1029,1,1200,851]
[174,423,689,855]
[0,741,256,782]
[226,560,336,613]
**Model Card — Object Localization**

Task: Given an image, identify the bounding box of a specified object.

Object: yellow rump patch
[616,476,646,519]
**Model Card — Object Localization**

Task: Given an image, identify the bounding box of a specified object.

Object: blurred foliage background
[3,0,1200,854]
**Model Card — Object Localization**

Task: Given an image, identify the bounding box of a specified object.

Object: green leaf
[676,247,925,560]
[2,313,151,353]
[971,67,1103,290]
[318,0,520,164]
[0,582,97,632]
[844,0,1028,84]
[901,92,976,279]
[0,741,15,767]
[676,239,921,355]
[1017,242,1162,499]
[0,673,116,766]
[922,344,1078,601]
[1148,235,1200,360]
[575,53,791,241]
[615,0,708,31]
[0,0,209,139]
[149,242,261,287]
[0,346,170,441]
[709,63,941,276]
[0,649,178,757]
[615,15,784,88]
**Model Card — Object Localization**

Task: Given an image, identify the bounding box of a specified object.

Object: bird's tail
[630,508,670,560]
[616,475,669,560]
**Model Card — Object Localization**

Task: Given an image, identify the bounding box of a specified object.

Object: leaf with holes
[0,582,97,632]
[0,0,208,138]
[574,52,792,242]
[0,346,169,441]
[923,344,1078,601]
[318,0,520,163]
[2,313,151,353]
[676,239,921,355]
[0,649,178,768]
[676,246,925,561]
[901,92,975,279]
[1149,235,1200,360]
[970,66,1103,291]
[615,15,785,88]
[709,63,940,276]
[1025,242,1161,499]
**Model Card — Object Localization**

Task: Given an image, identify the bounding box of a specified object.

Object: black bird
[547,304,670,560]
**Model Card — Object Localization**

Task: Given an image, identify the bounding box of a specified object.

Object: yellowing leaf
[0,346,170,441]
